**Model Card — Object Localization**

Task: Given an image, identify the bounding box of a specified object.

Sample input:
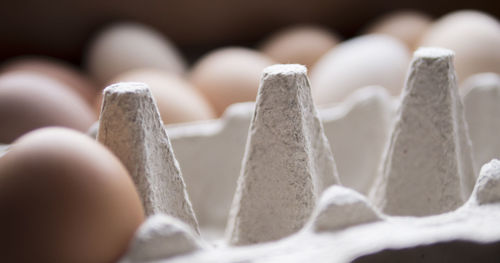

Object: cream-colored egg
[419,10,500,82]
[98,68,216,124]
[86,22,186,84]
[365,11,432,50]
[310,34,411,105]
[260,25,339,69]
[189,47,275,116]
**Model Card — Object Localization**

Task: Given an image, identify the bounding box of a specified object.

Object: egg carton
[86,47,500,263]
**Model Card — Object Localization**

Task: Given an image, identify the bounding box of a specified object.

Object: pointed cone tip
[414,47,454,59]
[104,82,150,94]
[263,64,307,76]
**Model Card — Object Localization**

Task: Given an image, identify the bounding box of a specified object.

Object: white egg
[419,10,500,82]
[365,11,432,50]
[86,22,186,84]
[310,34,410,105]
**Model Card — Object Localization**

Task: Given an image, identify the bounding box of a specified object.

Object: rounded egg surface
[0,71,96,143]
[0,128,144,263]
[0,57,99,105]
[310,34,410,105]
[86,22,187,84]
[365,11,432,50]
[260,25,339,69]
[419,10,500,82]
[189,47,275,116]
[104,68,216,124]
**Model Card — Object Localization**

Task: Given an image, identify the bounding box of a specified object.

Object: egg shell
[310,34,410,105]
[419,10,500,82]
[99,68,216,124]
[189,47,275,116]
[86,22,187,84]
[0,57,99,105]
[260,25,339,69]
[0,71,96,143]
[365,11,432,50]
[0,127,144,263]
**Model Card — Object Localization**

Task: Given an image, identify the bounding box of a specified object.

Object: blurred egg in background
[1,57,99,105]
[0,2,498,113]
[364,10,432,50]
[310,34,411,105]
[85,22,187,85]
[419,10,500,83]
[101,68,216,124]
[259,24,340,69]
[0,71,96,143]
[189,47,275,116]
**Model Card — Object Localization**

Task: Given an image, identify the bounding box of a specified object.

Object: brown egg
[86,22,187,85]
[0,71,96,143]
[419,10,500,82]
[0,127,144,263]
[1,57,99,105]
[97,68,216,124]
[260,25,339,69]
[365,11,432,50]
[189,47,275,116]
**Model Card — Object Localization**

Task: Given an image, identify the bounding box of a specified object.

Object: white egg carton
[87,48,500,262]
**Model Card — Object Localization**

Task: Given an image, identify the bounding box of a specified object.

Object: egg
[189,47,275,116]
[260,25,339,69]
[98,68,216,124]
[0,127,144,263]
[419,10,500,82]
[0,71,96,143]
[85,22,187,84]
[365,11,432,50]
[310,34,410,105]
[1,57,99,105]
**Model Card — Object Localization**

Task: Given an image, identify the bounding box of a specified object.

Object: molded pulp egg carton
[28,47,500,262]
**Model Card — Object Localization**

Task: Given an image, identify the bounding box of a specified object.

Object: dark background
[0,0,498,65]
